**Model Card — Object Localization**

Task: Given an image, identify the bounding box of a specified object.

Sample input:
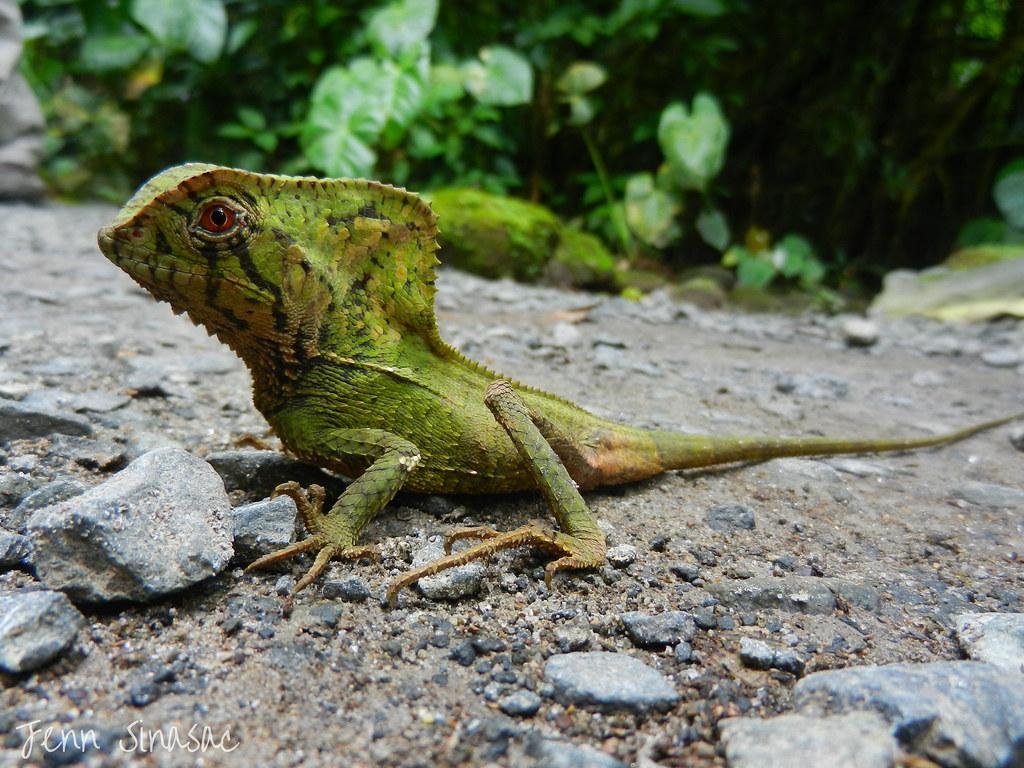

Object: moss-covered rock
[426,188,618,288]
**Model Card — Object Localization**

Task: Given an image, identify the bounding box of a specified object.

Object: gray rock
[841,317,880,348]
[497,690,542,717]
[704,503,755,532]
[0,398,93,440]
[621,611,696,649]
[605,544,637,567]
[793,661,1024,768]
[28,448,233,602]
[412,537,484,602]
[48,434,126,471]
[0,590,85,673]
[231,495,298,563]
[524,733,627,768]
[206,449,331,497]
[0,531,32,567]
[322,577,372,603]
[1010,426,1024,452]
[951,480,1024,510]
[544,651,679,713]
[775,373,849,400]
[738,637,805,676]
[706,577,837,615]
[981,348,1022,369]
[721,712,896,768]
[955,613,1024,674]
[9,477,87,530]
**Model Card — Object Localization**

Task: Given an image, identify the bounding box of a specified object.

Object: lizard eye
[196,201,239,235]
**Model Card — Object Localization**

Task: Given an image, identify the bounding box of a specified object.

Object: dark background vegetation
[18,0,1024,293]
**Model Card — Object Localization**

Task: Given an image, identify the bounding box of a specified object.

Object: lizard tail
[649,411,1024,472]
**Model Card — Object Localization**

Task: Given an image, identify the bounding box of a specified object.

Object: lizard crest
[98,164,445,390]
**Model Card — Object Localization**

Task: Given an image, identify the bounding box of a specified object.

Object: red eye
[197,203,237,234]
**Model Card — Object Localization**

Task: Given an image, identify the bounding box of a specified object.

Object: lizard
[97,163,1022,606]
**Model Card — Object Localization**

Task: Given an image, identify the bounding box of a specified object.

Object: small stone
[606,544,637,568]
[322,577,372,603]
[524,733,627,768]
[49,434,126,471]
[0,590,86,673]
[206,449,330,497]
[674,641,694,663]
[841,317,879,348]
[981,348,1022,368]
[1010,426,1024,452]
[449,640,476,667]
[544,651,679,713]
[955,613,1024,673]
[669,562,701,582]
[0,398,93,440]
[412,537,484,602]
[951,480,1024,509]
[621,611,697,649]
[793,661,1024,768]
[738,637,805,675]
[774,373,849,400]
[497,690,542,717]
[231,495,298,563]
[721,712,895,768]
[28,448,233,602]
[0,532,33,568]
[706,577,837,615]
[704,503,755,532]
[9,478,87,531]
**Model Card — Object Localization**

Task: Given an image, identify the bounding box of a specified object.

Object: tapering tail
[649,412,1024,472]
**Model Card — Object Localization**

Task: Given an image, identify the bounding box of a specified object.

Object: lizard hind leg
[386,379,607,607]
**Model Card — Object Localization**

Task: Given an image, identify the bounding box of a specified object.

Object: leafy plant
[958,157,1024,247]
[722,230,826,290]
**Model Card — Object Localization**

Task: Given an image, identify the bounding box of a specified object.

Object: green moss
[945,244,1024,270]
[426,188,618,288]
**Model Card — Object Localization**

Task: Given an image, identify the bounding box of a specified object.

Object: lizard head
[98,163,442,379]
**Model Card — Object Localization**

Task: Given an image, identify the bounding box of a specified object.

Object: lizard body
[98,164,1021,604]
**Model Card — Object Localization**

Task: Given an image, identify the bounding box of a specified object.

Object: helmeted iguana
[97,164,1022,606]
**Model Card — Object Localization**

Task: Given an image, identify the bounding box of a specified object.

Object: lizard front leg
[386,380,606,606]
[246,429,420,593]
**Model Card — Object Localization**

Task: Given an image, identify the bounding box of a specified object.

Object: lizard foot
[245,481,378,593]
[385,523,605,607]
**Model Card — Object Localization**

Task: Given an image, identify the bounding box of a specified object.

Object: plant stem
[582,127,635,259]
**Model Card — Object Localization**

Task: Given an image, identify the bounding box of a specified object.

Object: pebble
[605,544,637,567]
[840,317,879,348]
[955,613,1024,673]
[706,576,837,615]
[524,734,627,768]
[704,503,755,532]
[0,531,33,568]
[231,495,298,563]
[322,577,372,603]
[0,590,86,673]
[980,348,1022,368]
[544,651,679,713]
[738,637,805,675]
[8,477,87,530]
[721,712,895,768]
[497,690,542,717]
[1010,426,1024,452]
[0,397,93,439]
[774,373,849,400]
[951,480,1024,509]
[793,661,1024,768]
[206,449,332,497]
[411,537,484,602]
[621,611,696,649]
[27,448,234,602]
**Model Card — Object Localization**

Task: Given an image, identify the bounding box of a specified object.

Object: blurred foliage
[18,0,1024,295]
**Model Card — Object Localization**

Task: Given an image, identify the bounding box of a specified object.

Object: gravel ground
[1,200,1023,768]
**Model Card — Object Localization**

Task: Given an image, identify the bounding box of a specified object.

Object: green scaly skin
[97,164,1023,606]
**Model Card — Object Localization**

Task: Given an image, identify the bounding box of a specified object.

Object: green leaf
[624,172,681,248]
[556,61,607,96]
[657,92,730,191]
[80,33,150,73]
[303,128,377,179]
[237,107,266,131]
[366,0,438,58]
[130,0,227,63]
[993,157,1024,229]
[464,46,533,106]
[734,252,775,288]
[957,217,1007,247]
[696,207,730,250]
